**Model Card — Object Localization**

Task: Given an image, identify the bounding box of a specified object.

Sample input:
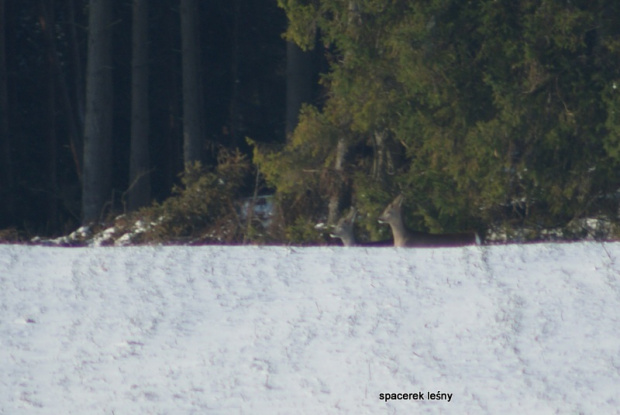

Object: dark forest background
[0,0,308,238]
[2,0,620,244]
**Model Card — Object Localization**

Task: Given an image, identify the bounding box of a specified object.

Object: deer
[330,208,392,247]
[378,195,480,247]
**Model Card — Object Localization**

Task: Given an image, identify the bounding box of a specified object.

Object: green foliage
[277,0,318,50]
[250,106,343,239]
[285,216,325,244]
[131,149,251,244]
[251,105,339,195]
[349,172,399,240]
[270,0,620,243]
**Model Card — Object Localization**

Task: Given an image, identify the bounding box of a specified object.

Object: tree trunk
[40,0,58,230]
[285,41,314,140]
[40,0,83,181]
[327,0,359,225]
[327,137,348,225]
[82,0,113,224]
[128,0,150,211]
[162,2,182,193]
[67,0,85,164]
[180,0,204,164]
[46,46,59,231]
[228,0,241,147]
[0,0,14,226]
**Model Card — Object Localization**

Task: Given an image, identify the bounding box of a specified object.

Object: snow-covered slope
[1,243,620,414]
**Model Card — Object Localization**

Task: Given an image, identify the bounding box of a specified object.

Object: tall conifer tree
[128,0,151,211]
[82,0,113,224]
[180,0,204,164]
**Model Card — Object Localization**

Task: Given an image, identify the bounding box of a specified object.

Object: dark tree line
[5,0,620,243]
[1,0,302,235]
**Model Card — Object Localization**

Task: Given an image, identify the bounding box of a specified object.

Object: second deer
[330,208,357,246]
[378,195,480,247]
[331,208,392,247]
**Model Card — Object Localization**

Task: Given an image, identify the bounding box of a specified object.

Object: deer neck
[388,213,410,247]
[339,232,355,247]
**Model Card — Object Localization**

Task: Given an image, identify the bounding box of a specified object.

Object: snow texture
[1,243,620,414]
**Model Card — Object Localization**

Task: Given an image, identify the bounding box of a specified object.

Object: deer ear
[347,208,357,221]
[394,194,404,206]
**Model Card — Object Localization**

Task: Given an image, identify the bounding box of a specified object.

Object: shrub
[130,149,251,244]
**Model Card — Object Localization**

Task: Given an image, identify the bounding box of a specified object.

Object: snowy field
[1,242,620,414]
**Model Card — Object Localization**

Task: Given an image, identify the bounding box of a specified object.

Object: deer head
[330,208,357,245]
[378,195,404,225]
